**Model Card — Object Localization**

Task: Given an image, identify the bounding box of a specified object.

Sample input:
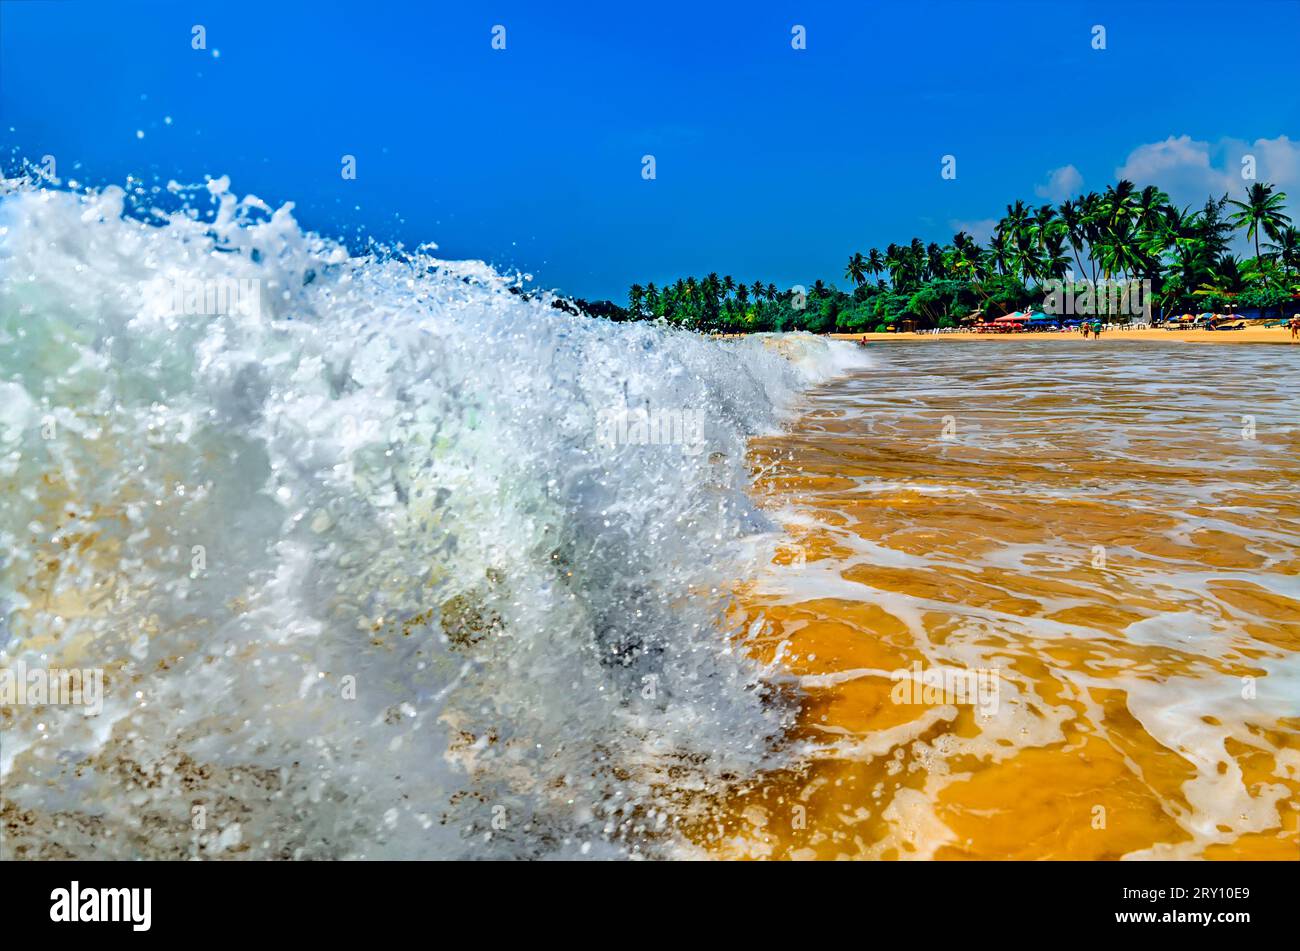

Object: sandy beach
[834,327,1298,345]
[710,341,1300,860]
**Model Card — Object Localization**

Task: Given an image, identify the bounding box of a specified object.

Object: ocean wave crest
[0,174,866,858]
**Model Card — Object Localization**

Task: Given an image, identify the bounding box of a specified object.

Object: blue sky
[3,0,1298,300]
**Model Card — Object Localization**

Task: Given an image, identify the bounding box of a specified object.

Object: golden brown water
[708,341,1300,860]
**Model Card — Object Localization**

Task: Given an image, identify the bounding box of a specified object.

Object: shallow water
[707,341,1300,859]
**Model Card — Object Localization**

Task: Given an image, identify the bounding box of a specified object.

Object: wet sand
[834,327,1297,345]
[704,340,1300,859]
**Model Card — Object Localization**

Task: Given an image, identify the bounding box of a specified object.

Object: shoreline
[830,328,1298,345]
[721,344,1300,859]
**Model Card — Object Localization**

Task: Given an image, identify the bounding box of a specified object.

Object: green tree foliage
[604,181,1295,332]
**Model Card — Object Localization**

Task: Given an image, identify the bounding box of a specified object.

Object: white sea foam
[0,175,868,859]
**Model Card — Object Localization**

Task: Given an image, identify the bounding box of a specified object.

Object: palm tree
[844,252,868,286]
[893,238,925,291]
[990,230,1013,279]
[883,243,903,287]
[1058,199,1089,281]
[617,173,1294,334]
[1228,182,1292,265]
[1161,209,1218,302]
[1031,204,1058,251]
[1126,185,1172,284]
[926,242,946,281]
[1264,225,1300,282]
[701,273,721,327]
[993,202,1036,286]
[644,283,659,318]
[1199,254,1248,295]
[1042,231,1073,281]
[1133,185,1170,232]
[1101,180,1137,231]
[811,279,828,299]
[1095,214,1145,283]
[1004,199,1031,238]
[1080,191,1106,283]
[866,248,885,281]
[952,242,994,311]
[1012,242,1039,288]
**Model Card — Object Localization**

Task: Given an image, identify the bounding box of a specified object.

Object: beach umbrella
[994,313,1030,322]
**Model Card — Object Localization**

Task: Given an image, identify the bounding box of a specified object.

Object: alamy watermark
[890,662,1000,717]
[1,661,104,716]
[596,404,705,455]
[50,882,151,931]
[145,276,263,318]
[1043,278,1151,321]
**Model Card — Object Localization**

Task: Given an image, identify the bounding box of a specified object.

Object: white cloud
[1113,135,1299,254]
[1115,135,1300,210]
[1034,164,1083,202]
[947,218,997,243]
[941,137,1297,255]
[1114,135,1214,189]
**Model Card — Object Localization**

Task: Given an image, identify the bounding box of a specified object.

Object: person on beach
[1290,316,1300,340]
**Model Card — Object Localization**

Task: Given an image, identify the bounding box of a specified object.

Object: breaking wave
[0,174,866,858]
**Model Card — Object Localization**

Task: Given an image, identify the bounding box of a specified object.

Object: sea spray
[0,174,868,858]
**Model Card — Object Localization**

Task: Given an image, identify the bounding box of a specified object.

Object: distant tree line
[560,181,1298,332]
